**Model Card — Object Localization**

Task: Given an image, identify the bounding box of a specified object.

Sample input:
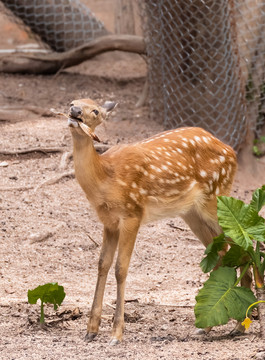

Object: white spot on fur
[182,142,188,148]
[177,148,183,154]
[216,186,220,195]
[190,139,196,146]
[117,179,127,186]
[221,168,226,175]
[200,170,207,177]
[219,156,225,163]
[208,180,213,192]
[132,182,137,189]
[213,171,219,181]
[194,136,201,142]
[188,180,197,190]
[139,188,148,195]
[202,136,209,143]
[129,192,138,202]
[161,165,168,171]
[152,154,159,161]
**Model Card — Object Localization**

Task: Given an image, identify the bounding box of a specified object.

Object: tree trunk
[115,0,135,35]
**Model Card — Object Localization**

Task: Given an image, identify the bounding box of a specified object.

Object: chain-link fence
[0,0,264,150]
[140,0,265,150]
[0,0,108,52]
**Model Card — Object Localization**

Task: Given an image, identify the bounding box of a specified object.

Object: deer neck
[71,133,106,203]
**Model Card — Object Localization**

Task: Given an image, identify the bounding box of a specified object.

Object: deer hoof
[194,328,207,335]
[85,332,97,342]
[229,328,244,337]
[109,337,121,346]
[194,326,211,336]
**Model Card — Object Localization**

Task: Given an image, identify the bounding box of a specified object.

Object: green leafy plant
[28,282,66,325]
[253,136,265,157]
[195,186,265,337]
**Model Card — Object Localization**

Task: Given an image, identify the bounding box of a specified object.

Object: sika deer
[67,98,238,345]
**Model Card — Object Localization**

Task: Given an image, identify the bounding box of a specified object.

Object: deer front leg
[110,217,140,345]
[86,227,119,342]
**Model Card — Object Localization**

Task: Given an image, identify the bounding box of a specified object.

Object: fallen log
[0,147,65,155]
[0,106,54,122]
[0,35,146,74]
[0,144,110,156]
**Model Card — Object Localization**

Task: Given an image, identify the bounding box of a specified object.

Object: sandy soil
[1,5,265,360]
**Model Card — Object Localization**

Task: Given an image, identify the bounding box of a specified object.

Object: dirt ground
[1,7,265,360]
[0,53,265,360]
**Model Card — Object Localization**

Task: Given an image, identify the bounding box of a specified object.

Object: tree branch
[0,34,146,74]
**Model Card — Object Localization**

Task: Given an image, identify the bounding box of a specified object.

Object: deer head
[68,98,117,140]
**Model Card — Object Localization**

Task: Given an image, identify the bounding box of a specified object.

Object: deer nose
[70,106,82,118]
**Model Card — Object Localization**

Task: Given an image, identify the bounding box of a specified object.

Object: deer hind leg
[86,227,119,342]
[182,201,251,336]
[181,201,226,335]
[110,217,140,345]
[181,201,222,249]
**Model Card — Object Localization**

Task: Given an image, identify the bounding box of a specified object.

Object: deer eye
[92,109,99,115]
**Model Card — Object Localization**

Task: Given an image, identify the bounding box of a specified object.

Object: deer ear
[101,101,118,114]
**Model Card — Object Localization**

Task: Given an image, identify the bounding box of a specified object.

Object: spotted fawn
[67,98,241,345]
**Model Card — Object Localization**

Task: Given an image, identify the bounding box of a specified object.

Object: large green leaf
[222,244,249,267]
[28,283,65,310]
[200,234,225,273]
[195,267,256,328]
[217,196,265,250]
[250,185,265,212]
